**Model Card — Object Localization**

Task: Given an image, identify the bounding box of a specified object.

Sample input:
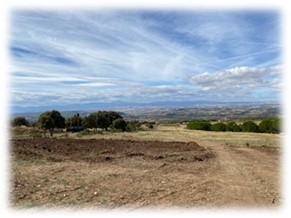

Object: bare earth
[10,128,281,209]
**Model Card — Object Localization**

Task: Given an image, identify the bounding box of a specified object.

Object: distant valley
[11,102,281,124]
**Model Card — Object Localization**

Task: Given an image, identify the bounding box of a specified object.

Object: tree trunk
[49,128,54,137]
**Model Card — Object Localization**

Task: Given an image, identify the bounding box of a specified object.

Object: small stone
[94,192,97,195]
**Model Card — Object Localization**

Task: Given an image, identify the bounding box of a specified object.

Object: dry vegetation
[69,124,280,147]
[10,124,281,208]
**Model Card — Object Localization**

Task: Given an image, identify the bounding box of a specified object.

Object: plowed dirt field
[10,137,280,208]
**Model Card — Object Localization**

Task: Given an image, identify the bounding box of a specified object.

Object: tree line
[11,110,129,136]
[11,110,281,135]
[186,119,281,134]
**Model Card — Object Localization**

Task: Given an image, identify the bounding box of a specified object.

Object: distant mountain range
[10,100,278,114]
[10,101,281,124]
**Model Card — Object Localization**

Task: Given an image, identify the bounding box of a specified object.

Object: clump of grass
[76,129,93,137]
[76,129,103,137]
[126,121,143,132]
[18,158,47,166]
[30,129,43,139]
[61,133,69,138]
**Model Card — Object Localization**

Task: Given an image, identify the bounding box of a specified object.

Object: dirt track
[10,138,280,208]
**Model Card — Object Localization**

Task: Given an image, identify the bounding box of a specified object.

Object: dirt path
[198,141,281,207]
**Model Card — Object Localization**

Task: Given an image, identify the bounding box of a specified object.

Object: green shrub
[145,122,155,129]
[76,129,93,136]
[271,118,281,133]
[226,121,242,132]
[259,118,281,133]
[210,122,226,131]
[126,121,143,132]
[12,117,29,127]
[259,119,273,133]
[112,118,127,131]
[187,121,211,131]
[30,129,43,139]
[241,121,259,133]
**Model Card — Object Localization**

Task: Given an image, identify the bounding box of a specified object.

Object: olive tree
[83,111,123,131]
[37,110,65,136]
[66,114,83,128]
[11,117,29,127]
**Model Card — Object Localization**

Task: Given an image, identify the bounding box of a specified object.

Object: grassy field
[64,124,281,148]
[11,124,281,148]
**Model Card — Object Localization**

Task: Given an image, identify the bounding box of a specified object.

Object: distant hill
[10,102,281,124]
[10,100,278,114]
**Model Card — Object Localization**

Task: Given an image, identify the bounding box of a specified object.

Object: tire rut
[204,143,280,207]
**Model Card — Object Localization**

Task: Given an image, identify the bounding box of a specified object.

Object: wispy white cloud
[9,10,281,110]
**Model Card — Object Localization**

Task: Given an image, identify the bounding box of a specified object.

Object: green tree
[259,118,281,133]
[210,122,226,131]
[66,114,83,128]
[112,118,127,131]
[187,121,211,131]
[271,118,281,134]
[50,110,66,128]
[82,113,98,128]
[37,110,65,136]
[241,121,259,133]
[259,119,273,133]
[97,111,123,130]
[226,121,242,132]
[37,113,55,137]
[106,111,123,123]
[96,111,111,130]
[83,111,123,131]
[11,117,29,127]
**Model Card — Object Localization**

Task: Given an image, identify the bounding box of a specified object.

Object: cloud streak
[9,9,282,111]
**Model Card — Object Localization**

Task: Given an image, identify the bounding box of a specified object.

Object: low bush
[259,118,281,133]
[30,129,43,139]
[126,121,143,132]
[241,121,259,133]
[226,121,242,132]
[12,117,30,127]
[76,129,94,136]
[145,122,155,129]
[210,122,226,132]
[187,121,211,131]
[112,118,127,131]
[271,118,281,133]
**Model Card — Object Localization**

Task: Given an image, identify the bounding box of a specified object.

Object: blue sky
[10,10,282,111]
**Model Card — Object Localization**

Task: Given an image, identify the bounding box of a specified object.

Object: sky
[9,9,282,112]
